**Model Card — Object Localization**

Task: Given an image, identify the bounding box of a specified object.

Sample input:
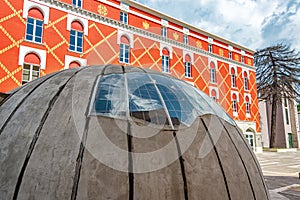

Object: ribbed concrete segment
[0,65,269,200]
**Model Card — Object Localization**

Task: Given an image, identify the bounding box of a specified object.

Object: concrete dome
[0,65,269,199]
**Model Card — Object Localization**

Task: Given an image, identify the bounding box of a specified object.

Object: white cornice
[34,0,256,71]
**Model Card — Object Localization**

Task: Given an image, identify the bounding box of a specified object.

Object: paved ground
[256,151,300,200]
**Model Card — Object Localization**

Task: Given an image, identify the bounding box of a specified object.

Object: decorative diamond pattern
[0,0,260,133]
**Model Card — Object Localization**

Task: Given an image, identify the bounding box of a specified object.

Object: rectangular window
[22,64,40,85]
[232,100,238,113]
[161,26,167,38]
[70,30,83,53]
[184,35,188,45]
[162,55,169,72]
[241,55,244,63]
[284,98,288,107]
[72,0,82,7]
[185,62,191,78]
[231,74,236,87]
[25,17,43,43]
[246,102,250,114]
[120,43,130,64]
[120,11,128,24]
[208,44,213,53]
[229,51,232,59]
[285,108,290,125]
[244,77,249,90]
[210,68,216,83]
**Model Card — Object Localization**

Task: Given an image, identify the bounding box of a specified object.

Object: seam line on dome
[13,68,83,200]
[72,66,107,200]
[201,117,232,200]
[0,71,63,136]
[234,127,270,199]
[71,117,90,200]
[127,122,134,200]
[173,131,189,200]
[220,119,257,200]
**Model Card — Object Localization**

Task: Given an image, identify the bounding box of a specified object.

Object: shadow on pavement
[265,176,300,199]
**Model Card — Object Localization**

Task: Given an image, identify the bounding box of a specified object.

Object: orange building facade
[0,0,262,151]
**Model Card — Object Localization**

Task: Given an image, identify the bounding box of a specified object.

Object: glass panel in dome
[126,73,169,125]
[91,74,126,117]
[150,74,196,126]
[193,88,236,125]
[171,79,211,115]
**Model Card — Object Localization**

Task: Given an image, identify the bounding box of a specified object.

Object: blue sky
[135,0,300,51]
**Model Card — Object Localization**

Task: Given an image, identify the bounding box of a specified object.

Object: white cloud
[136,0,300,51]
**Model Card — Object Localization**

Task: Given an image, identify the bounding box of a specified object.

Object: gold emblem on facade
[97,4,108,16]
[196,41,202,49]
[142,21,149,29]
[173,32,179,40]
[219,49,224,56]
[234,54,239,61]
[247,58,252,65]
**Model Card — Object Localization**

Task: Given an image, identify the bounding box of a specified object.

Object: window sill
[246,113,251,118]
[233,112,238,117]
[119,60,130,65]
[185,76,193,79]
[162,70,170,74]
[68,49,83,54]
[24,39,44,46]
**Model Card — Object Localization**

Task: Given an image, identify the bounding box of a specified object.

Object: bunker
[0,65,269,199]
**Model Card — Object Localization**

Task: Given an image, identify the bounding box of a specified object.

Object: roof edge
[120,0,256,54]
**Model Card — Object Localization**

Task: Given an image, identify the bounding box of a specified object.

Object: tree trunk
[269,94,277,148]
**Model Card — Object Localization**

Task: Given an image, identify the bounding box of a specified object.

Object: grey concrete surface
[256,151,300,200]
[0,65,269,199]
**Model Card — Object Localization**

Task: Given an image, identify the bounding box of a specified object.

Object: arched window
[69,61,81,68]
[22,53,40,84]
[210,62,216,83]
[184,54,192,78]
[25,8,44,43]
[244,71,249,90]
[70,21,84,53]
[119,35,130,64]
[231,68,236,87]
[162,48,169,72]
[245,96,250,115]
[211,89,217,101]
[232,93,238,113]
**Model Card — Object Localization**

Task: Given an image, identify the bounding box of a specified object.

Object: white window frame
[244,76,249,90]
[72,0,82,8]
[69,29,83,53]
[162,26,167,38]
[22,63,40,84]
[25,17,44,44]
[119,43,130,64]
[231,71,236,88]
[245,102,250,114]
[229,51,232,59]
[185,61,192,78]
[120,11,128,24]
[162,55,169,73]
[232,100,238,113]
[208,44,213,53]
[184,34,188,45]
[210,68,216,83]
